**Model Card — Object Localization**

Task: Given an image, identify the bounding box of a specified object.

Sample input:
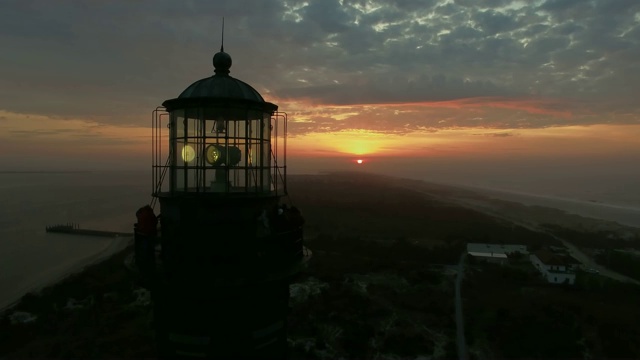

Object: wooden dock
[45,223,133,238]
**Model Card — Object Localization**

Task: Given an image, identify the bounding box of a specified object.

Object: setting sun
[356,159,363,164]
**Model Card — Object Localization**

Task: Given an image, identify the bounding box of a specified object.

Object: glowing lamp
[205,144,242,166]
[205,145,221,165]
[181,145,196,163]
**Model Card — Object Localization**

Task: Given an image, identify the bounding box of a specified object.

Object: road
[455,252,468,360]
[445,195,640,286]
[537,228,640,285]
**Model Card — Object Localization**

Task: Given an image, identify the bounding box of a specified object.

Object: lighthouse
[138,43,306,359]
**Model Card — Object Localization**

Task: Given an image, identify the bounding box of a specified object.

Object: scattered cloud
[472,132,518,137]
[0,0,638,136]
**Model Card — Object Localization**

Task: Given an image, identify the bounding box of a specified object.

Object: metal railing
[151,109,288,197]
[152,107,170,203]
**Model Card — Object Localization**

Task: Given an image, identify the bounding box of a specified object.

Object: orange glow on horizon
[285,130,451,157]
[284,124,640,160]
[2,109,640,169]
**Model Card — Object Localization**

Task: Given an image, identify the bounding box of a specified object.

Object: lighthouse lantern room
[153,50,286,196]
[140,44,305,359]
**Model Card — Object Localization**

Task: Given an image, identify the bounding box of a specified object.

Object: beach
[0,171,148,310]
[0,235,131,310]
[458,186,640,228]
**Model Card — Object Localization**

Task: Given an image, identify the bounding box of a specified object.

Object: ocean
[0,171,150,310]
[451,185,640,228]
[398,162,640,228]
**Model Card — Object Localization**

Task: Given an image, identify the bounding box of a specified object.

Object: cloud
[279,94,640,136]
[472,132,518,137]
[0,0,638,134]
[0,110,148,146]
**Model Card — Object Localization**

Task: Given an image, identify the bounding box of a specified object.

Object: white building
[466,243,528,264]
[467,243,528,256]
[467,251,509,264]
[530,250,576,285]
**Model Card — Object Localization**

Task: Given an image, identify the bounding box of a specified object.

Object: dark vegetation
[1,173,638,359]
[0,249,155,358]
[542,224,640,250]
[288,235,458,359]
[595,250,640,281]
[465,259,640,359]
[542,223,640,281]
[288,173,560,249]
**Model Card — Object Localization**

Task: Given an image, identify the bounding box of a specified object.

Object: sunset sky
[0,0,639,193]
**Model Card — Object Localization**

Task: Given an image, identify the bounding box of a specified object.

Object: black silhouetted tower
[146,45,305,358]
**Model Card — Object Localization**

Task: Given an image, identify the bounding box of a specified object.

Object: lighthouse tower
[143,45,305,358]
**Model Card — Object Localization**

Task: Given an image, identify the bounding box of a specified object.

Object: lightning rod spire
[221,17,225,52]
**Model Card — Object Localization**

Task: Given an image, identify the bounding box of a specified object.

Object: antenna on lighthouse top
[221,17,225,52]
[212,17,231,74]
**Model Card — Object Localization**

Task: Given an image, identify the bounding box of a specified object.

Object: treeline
[292,175,559,249]
[464,262,640,359]
[595,250,640,281]
[308,233,464,265]
[542,224,640,249]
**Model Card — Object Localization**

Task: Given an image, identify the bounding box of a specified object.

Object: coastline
[5,176,639,314]
[2,173,639,359]
[432,182,640,229]
[0,237,132,312]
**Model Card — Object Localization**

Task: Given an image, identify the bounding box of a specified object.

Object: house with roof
[466,243,528,264]
[563,255,582,271]
[530,250,576,285]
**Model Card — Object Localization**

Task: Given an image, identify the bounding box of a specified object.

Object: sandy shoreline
[0,236,132,312]
[430,182,640,229]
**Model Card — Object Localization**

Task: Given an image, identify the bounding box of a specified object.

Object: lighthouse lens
[205,145,241,166]
[181,145,196,163]
[205,145,222,165]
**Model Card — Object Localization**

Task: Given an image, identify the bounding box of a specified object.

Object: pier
[45,223,133,238]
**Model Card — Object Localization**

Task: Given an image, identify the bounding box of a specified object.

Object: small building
[467,243,528,256]
[530,250,576,285]
[562,255,582,271]
[466,243,527,265]
[467,251,509,264]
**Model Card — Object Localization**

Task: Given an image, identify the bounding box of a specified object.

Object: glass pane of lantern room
[201,107,249,194]
[172,110,205,193]
[186,113,207,192]
[248,114,265,191]
[270,113,285,193]
[227,114,245,190]
[170,110,186,193]
[202,111,223,193]
[261,113,272,192]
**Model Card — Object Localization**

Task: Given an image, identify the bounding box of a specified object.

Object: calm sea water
[0,171,150,310]
[416,173,640,228]
[453,185,640,228]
